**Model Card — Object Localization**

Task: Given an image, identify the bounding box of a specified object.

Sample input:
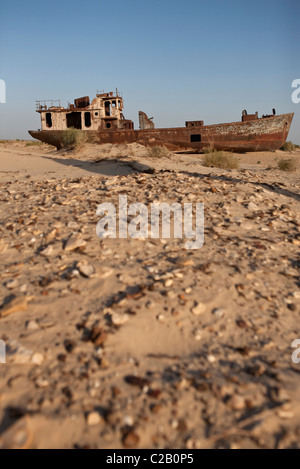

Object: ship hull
[29,112,294,153]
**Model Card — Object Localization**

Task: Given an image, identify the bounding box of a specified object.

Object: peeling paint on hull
[29,112,294,153]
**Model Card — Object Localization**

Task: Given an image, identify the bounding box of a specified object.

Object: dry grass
[147,146,171,158]
[277,158,298,172]
[280,141,299,152]
[25,141,43,147]
[202,150,239,170]
[62,128,86,150]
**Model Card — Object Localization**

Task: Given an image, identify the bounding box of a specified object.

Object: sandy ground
[0,140,300,449]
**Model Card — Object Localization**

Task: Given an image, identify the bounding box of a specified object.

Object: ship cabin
[36,91,134,132]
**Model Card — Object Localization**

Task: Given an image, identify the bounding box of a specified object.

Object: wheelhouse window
[66,112,82,129]
[105,101,111,116]
[84,112,91,127]
[46,113,52,128]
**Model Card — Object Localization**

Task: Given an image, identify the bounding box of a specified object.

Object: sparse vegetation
[277,158,298,172]
[62,128,86,150]
[25,141,42,147]
[202,150,239,170]
[280,141,300,152]
[147,145,171,158]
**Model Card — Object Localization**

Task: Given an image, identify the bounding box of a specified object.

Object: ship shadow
[43,155,154,176]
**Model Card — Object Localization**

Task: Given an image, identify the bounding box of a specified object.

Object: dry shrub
[147,146,171,158]
[62,128,86,150]
[280,141,299,152]
[277,158,297,172]
[202,150,239,170]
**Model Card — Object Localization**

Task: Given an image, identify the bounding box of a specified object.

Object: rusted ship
[28,90,294,152]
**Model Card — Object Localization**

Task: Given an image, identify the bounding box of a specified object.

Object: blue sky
[0,0,299,143]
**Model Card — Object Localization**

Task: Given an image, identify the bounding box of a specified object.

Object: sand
[0,140,299,449]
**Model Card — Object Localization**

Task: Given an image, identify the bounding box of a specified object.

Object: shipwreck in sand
[29,90,294,152]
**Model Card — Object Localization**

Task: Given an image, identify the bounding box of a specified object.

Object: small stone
[97,266,114,279]
[191,302,206,316]
[77,261,95,278]
[64,236,86,252]
[164,279,173,287]
[124,375,150,388]
[0,243,8,254]
[0,296,29,318]
[247,202,259,211]
[6,279,19,289]
[122,430,140,448]
[87,411,102,426]
[150,404,163,414]
[26,320,39,331]
[67,221,78,229]
[157,314,166,323]
[227,394,246,410]
[31,353,44,365]
[207,354,216,363]
[35,378,49,388]
[89,326,107,347]
[277,409,294,419]
[40,245,53,257]
[212,308,225,318]
[64,339,76,353]
[110,312,130,326]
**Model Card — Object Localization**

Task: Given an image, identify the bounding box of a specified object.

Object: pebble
[87,411,102,426]
[212,308,225,318]
[164,279,173,288]
[40,245,53,257]
[97,266,113,279]
[227,394,246,410]
[122,430,140,448]
[26,320,40,331]
[277,409,294,419]
[6,340,44,365]
[0,296,29,318]
[77,261,95,278]
[110,312,130,326]
[157,314,166,323]
[6,279,19,289]
[207,354,216,364]
[247,202,259,211]
[0,243,8,254]
[191,302,206,316]
[64,236,86,251]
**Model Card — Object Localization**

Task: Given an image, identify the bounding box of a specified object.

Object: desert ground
[0,140,299,449]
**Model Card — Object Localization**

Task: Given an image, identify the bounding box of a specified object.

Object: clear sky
[0,0,299,143]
